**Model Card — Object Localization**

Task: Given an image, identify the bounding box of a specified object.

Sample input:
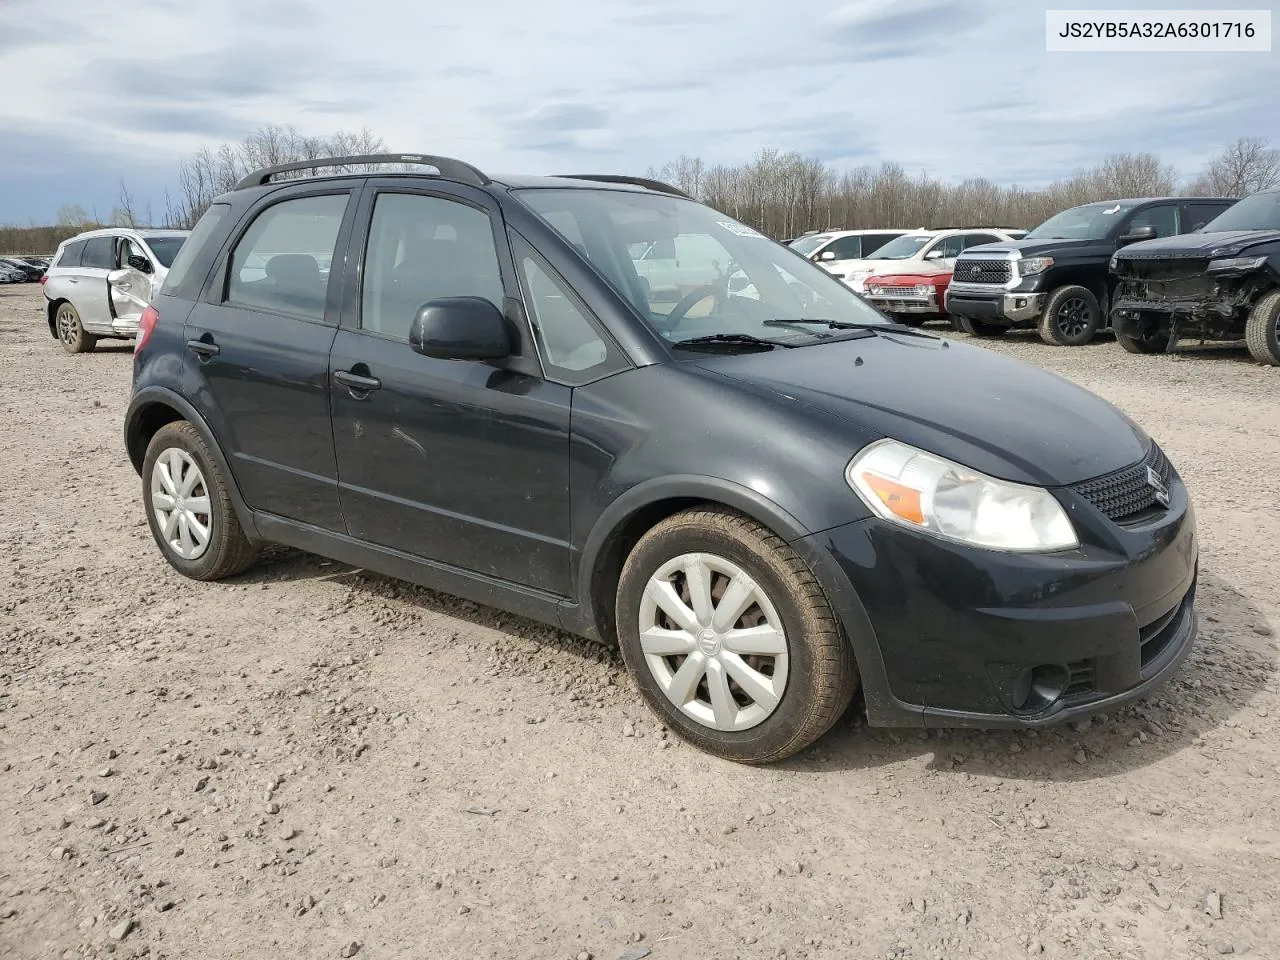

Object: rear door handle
[187,338,220,358]
[334,369,382,393]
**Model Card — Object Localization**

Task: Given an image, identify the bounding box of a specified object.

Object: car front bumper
[864,293,940,315]
[794,477,1198,728]
[946,283,1046,325]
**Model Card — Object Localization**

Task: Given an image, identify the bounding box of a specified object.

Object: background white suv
[788,229,908,276]
[835,228,1019,292]
[42,227,188,353]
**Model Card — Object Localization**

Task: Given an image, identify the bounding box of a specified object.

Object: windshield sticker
[1102,204,1121,215]
[717,220,767,239]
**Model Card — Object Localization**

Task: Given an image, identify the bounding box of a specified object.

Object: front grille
[953,259,1011,284]
[1071,444,1172,523]
[869,285,925,297]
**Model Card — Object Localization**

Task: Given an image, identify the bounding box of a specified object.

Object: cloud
[0,0,1276,222]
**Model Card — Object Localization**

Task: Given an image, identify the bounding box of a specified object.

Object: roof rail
[233,154,490,190]
[554,174,693,200]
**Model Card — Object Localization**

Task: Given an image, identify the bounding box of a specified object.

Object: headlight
[1018,256,1054,276]
[846,439,1078,552]
[913,285,932,296]
[1207,256,1266,273]
[1109,254,1119,270]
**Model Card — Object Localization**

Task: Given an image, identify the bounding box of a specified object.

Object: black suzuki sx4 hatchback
[125,155,1197,763]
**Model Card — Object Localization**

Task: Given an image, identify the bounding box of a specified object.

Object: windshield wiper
[672,333,796,350]
[764,318,938,339]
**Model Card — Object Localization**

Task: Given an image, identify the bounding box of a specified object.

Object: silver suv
[43,228,189,353]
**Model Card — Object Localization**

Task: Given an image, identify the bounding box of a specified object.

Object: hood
[960,237,1097,259]
[866,262,951,282]
[1115,229,1280,260]
[694,334,1147,487]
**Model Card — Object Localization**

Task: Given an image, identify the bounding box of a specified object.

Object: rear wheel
[142,421,260,581]
[1245,289,1280,366]
[55,302,96,354]
[616,506,858,764]
[958,315,1007,337]
[1038,285,1101,346]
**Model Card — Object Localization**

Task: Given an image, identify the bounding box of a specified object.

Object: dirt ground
[1,282,1277,960]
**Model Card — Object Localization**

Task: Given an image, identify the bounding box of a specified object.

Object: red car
[862,265,954,327]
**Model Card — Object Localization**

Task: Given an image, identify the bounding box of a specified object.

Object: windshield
[143,236,186,267]
[789,234,830,256]
[1201,192,1280,232]
[867,235,930,260]
[515,188,888,346]
[1026,202,1137,240]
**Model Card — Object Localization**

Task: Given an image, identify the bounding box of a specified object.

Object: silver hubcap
[150,448,212,560]
[57,307,78,344]
[639,552,789,732]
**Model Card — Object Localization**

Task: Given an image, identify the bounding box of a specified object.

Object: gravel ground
[1,283,1277,960]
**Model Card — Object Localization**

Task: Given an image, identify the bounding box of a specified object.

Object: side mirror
[817,250,836,262]
[924,249,946,260]
[127,254,153,273]
[409,297,511,361]
[1118,224,1157,245]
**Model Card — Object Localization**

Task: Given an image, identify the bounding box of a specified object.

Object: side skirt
[252,512,584,637]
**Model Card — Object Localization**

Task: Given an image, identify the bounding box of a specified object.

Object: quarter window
[227,194,349,321]
[360,192,505,341]
[162,204,228,296]
[56,240,86,268]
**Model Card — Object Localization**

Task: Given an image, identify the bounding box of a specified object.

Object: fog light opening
[1015,297,1028,309]
[1012,663,1070,712]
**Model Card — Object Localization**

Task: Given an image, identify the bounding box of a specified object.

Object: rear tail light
[135,305,159,353]
[39,274,48,285]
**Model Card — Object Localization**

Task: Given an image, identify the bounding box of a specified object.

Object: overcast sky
[1,0,1277,223]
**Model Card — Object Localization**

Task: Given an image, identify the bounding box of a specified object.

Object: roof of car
[60,227,190,243]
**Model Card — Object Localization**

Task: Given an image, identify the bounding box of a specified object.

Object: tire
[142,421,260,581]
[957,315,1007,337]
[1245,289,1280,366]
[615,506,858,764]
[1038,285,1101,346]
[948,315,964,331]
[1116,315,1172,355]
[54,302,97,354]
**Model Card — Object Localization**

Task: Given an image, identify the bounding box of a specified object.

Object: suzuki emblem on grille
[1146,466,1171,507]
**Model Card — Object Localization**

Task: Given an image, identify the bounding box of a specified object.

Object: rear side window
[227,194,349,321]
[162,204,229,296]
[80,237,116,269]
[1184,202,1233,232]
[56,240,86,267]
[964,233,1001,248]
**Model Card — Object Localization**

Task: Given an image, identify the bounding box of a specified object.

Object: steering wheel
[654,281,724,334]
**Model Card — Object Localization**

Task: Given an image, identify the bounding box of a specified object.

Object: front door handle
[116,281,132,292]
[334,369,382,394]
[187,338,220,358]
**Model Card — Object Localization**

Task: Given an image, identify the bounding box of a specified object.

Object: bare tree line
[649,137,1280,239]
[4,131,1280,254]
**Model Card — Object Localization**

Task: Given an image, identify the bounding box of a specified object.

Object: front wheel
[1115,314,1172,354]
[1039,285,1101,346]
[54,302,97,354]
[142,421,260,580]
[957,315,1007,337]
[616,506,858,764]
[1245,289,1280,366]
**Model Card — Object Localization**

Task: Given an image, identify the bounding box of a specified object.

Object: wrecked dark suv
[1111,189,1280,364]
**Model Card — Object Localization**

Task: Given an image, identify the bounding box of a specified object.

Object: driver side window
[118,238,148,270]
[929,235,964,259]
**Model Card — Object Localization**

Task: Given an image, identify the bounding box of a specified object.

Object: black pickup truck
[946,197,1236,346]
[1110,189,1280,365]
